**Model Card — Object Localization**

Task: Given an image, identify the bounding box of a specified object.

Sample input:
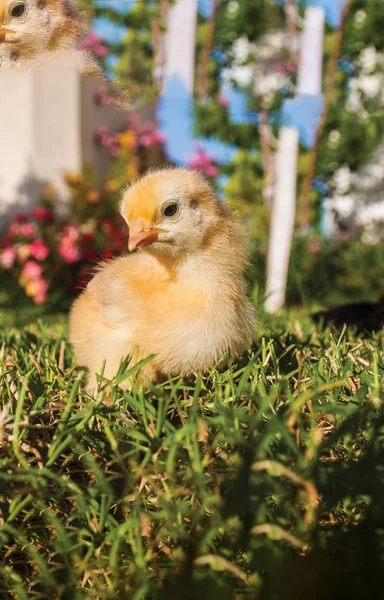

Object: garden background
[1,0,384,318]
[1,1,384,598]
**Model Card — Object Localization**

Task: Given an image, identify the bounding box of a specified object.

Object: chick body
[70,168,256,389]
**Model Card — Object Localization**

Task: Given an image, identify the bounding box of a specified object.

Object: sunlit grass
[1,313,384,598]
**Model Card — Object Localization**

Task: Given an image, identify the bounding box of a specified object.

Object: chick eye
[10,1,27,19]
[163,202,180,219]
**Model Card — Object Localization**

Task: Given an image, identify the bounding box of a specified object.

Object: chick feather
[69,168,256,390]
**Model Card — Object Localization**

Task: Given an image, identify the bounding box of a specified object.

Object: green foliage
[248,235,384,309]
[222,151,267,240]
[89,0,176,104]
[343,0,384,54]
[286,236,384,306]
[194,0,384,231]
[114,27,158,105]
[1,316,384,597]
[192,1,287,231]
[310,0,384,219]
[214,0,284,51]
[194,101,259,150]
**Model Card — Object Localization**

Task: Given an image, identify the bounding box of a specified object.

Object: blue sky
[308,0,348,28]
[94,0,347,164]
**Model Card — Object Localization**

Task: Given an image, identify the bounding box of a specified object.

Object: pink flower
[22,260,43,280]
[218,96,230,107]
[127,113,141,131]
[78,31,108,59]
[275,62,296,75]
[61,225,80,238]
[30,239,50,261]
[19,223,35,237]
[142,122,155,133]
[0,247,17,269]
[95,46,108,59]
[33,279,49,305]
[24,277,49,304]
[187,145,219,178]
[204,165,220,178]
[8,223,20,237]
[59,237,80,263]
[140,131,166,147]
[96,125,108,138]
[95,86,114,106]
[33,207,54,222]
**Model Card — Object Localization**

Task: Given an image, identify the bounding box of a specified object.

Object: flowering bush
[0,208,127,310]
[0,114,175,310]
[95,113,169,199]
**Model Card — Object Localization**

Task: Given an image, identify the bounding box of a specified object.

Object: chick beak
[0,28,16,43]
[128,225,163,252]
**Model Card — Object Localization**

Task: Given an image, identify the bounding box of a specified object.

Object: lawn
[0,311,384,599]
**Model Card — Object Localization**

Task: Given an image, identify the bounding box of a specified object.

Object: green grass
[1,313,384,599]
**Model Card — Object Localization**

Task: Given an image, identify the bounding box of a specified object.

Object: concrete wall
[0,68,35,221]
[32,57,83,202]
[80,75,155,188]
[0,54,152,226]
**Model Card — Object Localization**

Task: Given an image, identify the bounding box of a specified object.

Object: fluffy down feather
[70,168,256,390]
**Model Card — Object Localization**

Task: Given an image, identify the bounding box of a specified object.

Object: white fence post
[162,0,198,95]
[265,128,299,313]
[265,7,325,313]
[297,7,325,96]
[0,55,131,225]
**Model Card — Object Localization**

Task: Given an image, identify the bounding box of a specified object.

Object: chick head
[120,168,227,257]
[0,0,81,58]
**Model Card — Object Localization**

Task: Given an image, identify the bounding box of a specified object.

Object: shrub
[0,114,172,313]
[0,206,126,312]
[249,234,384,309]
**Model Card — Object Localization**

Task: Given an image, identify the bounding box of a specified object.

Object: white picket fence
[1,0,377,311]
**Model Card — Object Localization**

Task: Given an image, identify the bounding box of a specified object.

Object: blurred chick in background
[0,0,84,61]
[70,168,256,390]
[0,0,129,107]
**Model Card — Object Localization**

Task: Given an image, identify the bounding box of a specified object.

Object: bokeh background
[1,0,384,322]
[2,3,384,597]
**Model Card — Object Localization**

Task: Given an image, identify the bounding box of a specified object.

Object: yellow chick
[69,168,256,390]
[0,0,84,62]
